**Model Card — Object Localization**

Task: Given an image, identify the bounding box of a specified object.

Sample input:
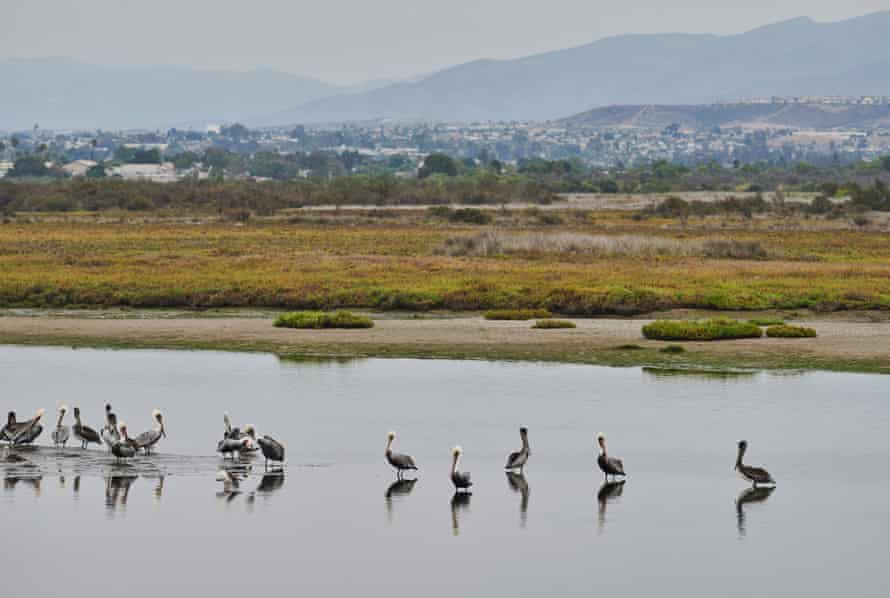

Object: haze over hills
[0,58,343,130]
[260,11,890,126]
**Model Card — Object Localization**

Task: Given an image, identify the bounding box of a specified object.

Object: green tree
[7,155,50,178]
[86,164,107,179]
[418,153,458,178]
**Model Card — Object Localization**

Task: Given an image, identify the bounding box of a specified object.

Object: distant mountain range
[3,11,890,130]
[259,11,890,126]
[559,102,890,130]
[0,58,345,130]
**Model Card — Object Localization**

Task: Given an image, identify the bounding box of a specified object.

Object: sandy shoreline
[1,313,888,372]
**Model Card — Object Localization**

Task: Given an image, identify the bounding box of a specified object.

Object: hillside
[259,11,890,125]
[558,102,890,130]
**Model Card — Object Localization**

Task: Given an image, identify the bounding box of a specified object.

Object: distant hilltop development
[560,101,890,131]
[719,96,890,106]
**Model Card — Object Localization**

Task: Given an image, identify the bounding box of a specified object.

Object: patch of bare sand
[0,316,887,364]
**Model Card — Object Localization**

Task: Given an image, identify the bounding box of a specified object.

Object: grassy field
[1,211,889,314]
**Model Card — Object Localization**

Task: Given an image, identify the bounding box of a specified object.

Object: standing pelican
[51,405,70,448]
[10,409,45,446]
[505,427,530,472]
[256,434,285,469]
[102,404,120,451]
[596,433,626,481]
[72,407,102,449]
[111,423,137,463]
[450,446,472,492]
[735,440,776,487]
[385,431,418,478]
[132,409,166,455]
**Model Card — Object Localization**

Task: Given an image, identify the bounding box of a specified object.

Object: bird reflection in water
[450,491,472,536]
[256,471,286,494]
[216,465,251,503]
[105,474,137,513]
[596,480,626,534]
[735,485,775,538]
[4,473,43,497]
[505,472,530,528]
[384,478,417,524]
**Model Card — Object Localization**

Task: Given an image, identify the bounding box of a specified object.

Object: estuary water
[1,345,889,596]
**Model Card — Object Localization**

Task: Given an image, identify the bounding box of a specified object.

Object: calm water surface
[1,346,889,596]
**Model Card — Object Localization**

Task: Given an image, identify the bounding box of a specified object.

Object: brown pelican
[10,409,45,446]
[240,425,259,454]
[736,485,776,538]
[735,440,776,486]
[385,431,418,478]
[596,433,626,481]
[101,404,120,451]
[132,409,165,455]
[111,422,137,463]
[450,446,472,492]
[51,405,70,447]
[505,427,530,472]
[72,407,102,449]
[217,436,251,460]
[256,434,285,469]
[1,411,29,442]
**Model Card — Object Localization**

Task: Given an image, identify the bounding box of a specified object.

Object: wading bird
[450,446,472,492]
[217,436,251,460]
[132,409,165,455]
[10,409,45,446]
[256,434,285,470]
[73,407,102,449]
[51,405,70,448]
[735,440,776,487]
[596,433,626,481]
[385,431,418,478]
[102,404,120,451]
[505,427,530,473]
[111,423,137,463]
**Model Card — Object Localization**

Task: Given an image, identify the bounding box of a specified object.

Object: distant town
[2,97,889,181]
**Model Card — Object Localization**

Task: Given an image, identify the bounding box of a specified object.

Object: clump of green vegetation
[484,309,552,321]
[274,310,374,329]
[765,324,817,338]
[642,319,763,341]
[613,344,644,350]
[659,345,686,354]
[747,318,786,326]
[532,319,576,329]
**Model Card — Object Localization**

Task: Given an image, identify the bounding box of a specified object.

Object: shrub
[274,310,374,329]
[659,345,686,354]
[747,318,785,326]
[613,344,644,350]
[765,324,817,338]
[484,309,552,320]
[642,319,763,341]
[532,319,576,329]
[449,208,493,225]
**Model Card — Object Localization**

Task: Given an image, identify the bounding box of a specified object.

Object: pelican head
[73,407,81,418]
[243,425,256,439]
[59,405,68,415]
[452,446,462,457]
[34,408,46,421]
[152,409,162,421]
[105,403,112,414]
[7,411,15,424]
[118,422,129,438]
[519,426,528,435]
[597,433,606,451]
[387,431,396,441]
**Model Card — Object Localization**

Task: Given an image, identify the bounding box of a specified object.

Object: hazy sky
[3,1,888,84]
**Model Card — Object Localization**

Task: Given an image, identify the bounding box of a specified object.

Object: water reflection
[105,474,137,514]
[256,472,286,494]
[384,478,417,524]
[735,486,776,538]
[4,474,43,497]
[643,367,758,381]
[505,472,530,528]
[450,491,472,536]
[596,480,626,534]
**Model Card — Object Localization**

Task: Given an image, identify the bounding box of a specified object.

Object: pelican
[132,409,165,455]
[735,440,776,487]
[256,434,285,469]
[72,407,102,449]
[217,436,250,460]
[385,431,418,478]
[51,405,70,448]
[101,404,120,451]
[10,409,45,446]
[1,411,28,442]
[450,446,472,492]
[111,422,137,463]
[596,433,626,481]
[101,412,120,451]
[240,425,259,454]
[505,426,530,472]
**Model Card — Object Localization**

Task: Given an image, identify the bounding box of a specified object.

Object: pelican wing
[388,451,417,470]
[740,464,774,484]
[133,429,161,449]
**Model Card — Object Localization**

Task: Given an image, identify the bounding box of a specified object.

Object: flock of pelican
[1,407,776,489]
[386,427,776,490]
